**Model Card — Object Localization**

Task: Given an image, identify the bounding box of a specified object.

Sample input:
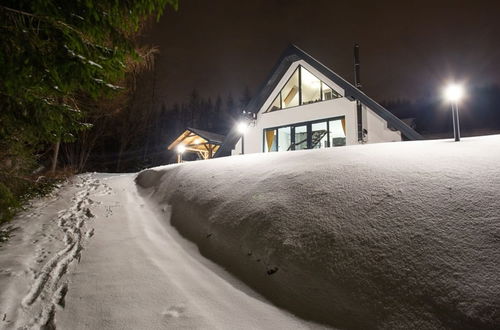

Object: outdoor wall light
[237,122,248,134]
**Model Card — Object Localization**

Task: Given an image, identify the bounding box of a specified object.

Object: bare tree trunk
[116,143,125,172]
[143,69,157,162]
[50,139,60,174]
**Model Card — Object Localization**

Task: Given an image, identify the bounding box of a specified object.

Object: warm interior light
[193,138,202,145]
[177,144,186,153]
[444,83,464,102]
[237,122,248,134]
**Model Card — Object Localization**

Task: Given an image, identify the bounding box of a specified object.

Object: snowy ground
[1,135,499,330]
[137,135,500,329]
[0,174,325,329]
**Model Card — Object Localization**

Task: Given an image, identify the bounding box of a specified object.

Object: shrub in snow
[137,136,500,329]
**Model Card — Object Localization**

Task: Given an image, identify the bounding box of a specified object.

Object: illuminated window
[294,125,308,150]
[268,94,281,112]
[329,119,346,146]
[264,128,277,152]
[281,68,300,108]
[267,65,341,112]
[278,126,292,151]
[311,122,328,149]
[301,67,321,104]
[263,117,346,152]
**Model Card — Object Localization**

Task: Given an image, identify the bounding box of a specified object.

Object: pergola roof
[186,127,225,144]
[168,127,225,160]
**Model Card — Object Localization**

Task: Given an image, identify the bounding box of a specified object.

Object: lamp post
[444,83,464,142]
[176,144,186,163]
[237,122,248,154]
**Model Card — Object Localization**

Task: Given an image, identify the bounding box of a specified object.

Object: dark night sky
[142,0,500,106]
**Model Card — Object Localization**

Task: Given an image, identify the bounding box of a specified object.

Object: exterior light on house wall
[237,122,248,134]
[443,83,464,142]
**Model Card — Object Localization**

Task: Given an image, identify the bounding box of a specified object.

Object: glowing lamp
[444,84,464,103]
[177,144,186,153]
[237,122,248,134]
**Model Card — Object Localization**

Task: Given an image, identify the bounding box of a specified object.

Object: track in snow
[22,174,111,329]
[1,173,324,329]
[56,174,324,329]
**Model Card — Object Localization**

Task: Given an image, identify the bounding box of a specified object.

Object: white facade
[232,60,401,155]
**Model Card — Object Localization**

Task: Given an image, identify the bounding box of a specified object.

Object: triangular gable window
[267,66,341,112]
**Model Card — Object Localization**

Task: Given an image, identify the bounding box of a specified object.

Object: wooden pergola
[168,127,225,163]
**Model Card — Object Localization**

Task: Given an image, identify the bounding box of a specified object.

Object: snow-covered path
[0,173,325,329]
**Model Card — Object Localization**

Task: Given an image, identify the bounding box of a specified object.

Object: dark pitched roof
[214,44,423,157]
[187,127,225,144]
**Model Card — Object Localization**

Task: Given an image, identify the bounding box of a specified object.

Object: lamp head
[444,83,464,102]
[237,122,248,134]
[176,144,186,154]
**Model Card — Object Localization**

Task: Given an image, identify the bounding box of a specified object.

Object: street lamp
[176,144,186,163]
[444,83,464,142]
[237,121,248,154]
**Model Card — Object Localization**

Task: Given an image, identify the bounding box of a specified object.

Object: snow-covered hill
[1,136,498,329]
[137,135,500,329]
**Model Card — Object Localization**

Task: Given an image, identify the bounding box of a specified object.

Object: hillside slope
[137,135,500,329]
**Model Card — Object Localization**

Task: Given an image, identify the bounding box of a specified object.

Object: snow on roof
[137,135,500,329]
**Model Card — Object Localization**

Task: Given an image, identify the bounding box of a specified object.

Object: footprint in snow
[162,305,185,318]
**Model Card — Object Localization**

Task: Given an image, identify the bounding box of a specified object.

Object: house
[214,45,422,157]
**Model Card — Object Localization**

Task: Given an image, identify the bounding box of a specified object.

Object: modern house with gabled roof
[214,44,422,157]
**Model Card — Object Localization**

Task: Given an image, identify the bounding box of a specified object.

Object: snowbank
[136,135,500,329]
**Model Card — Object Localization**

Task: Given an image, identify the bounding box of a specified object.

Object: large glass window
[322,83,341,101]
[264,117,346,152]
[329,119,346,146]
[301,67,321,104]
[264,129,277,152]
[268,94,281,112]
[294,125,308,150]
[281,68,299,108]
[311,122,328,149]
[277,127,292,151]
[267,65,341,112]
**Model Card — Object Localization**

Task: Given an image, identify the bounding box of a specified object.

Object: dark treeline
[72,80,252,172]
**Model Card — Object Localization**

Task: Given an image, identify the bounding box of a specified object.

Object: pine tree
[0,0,178,222]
